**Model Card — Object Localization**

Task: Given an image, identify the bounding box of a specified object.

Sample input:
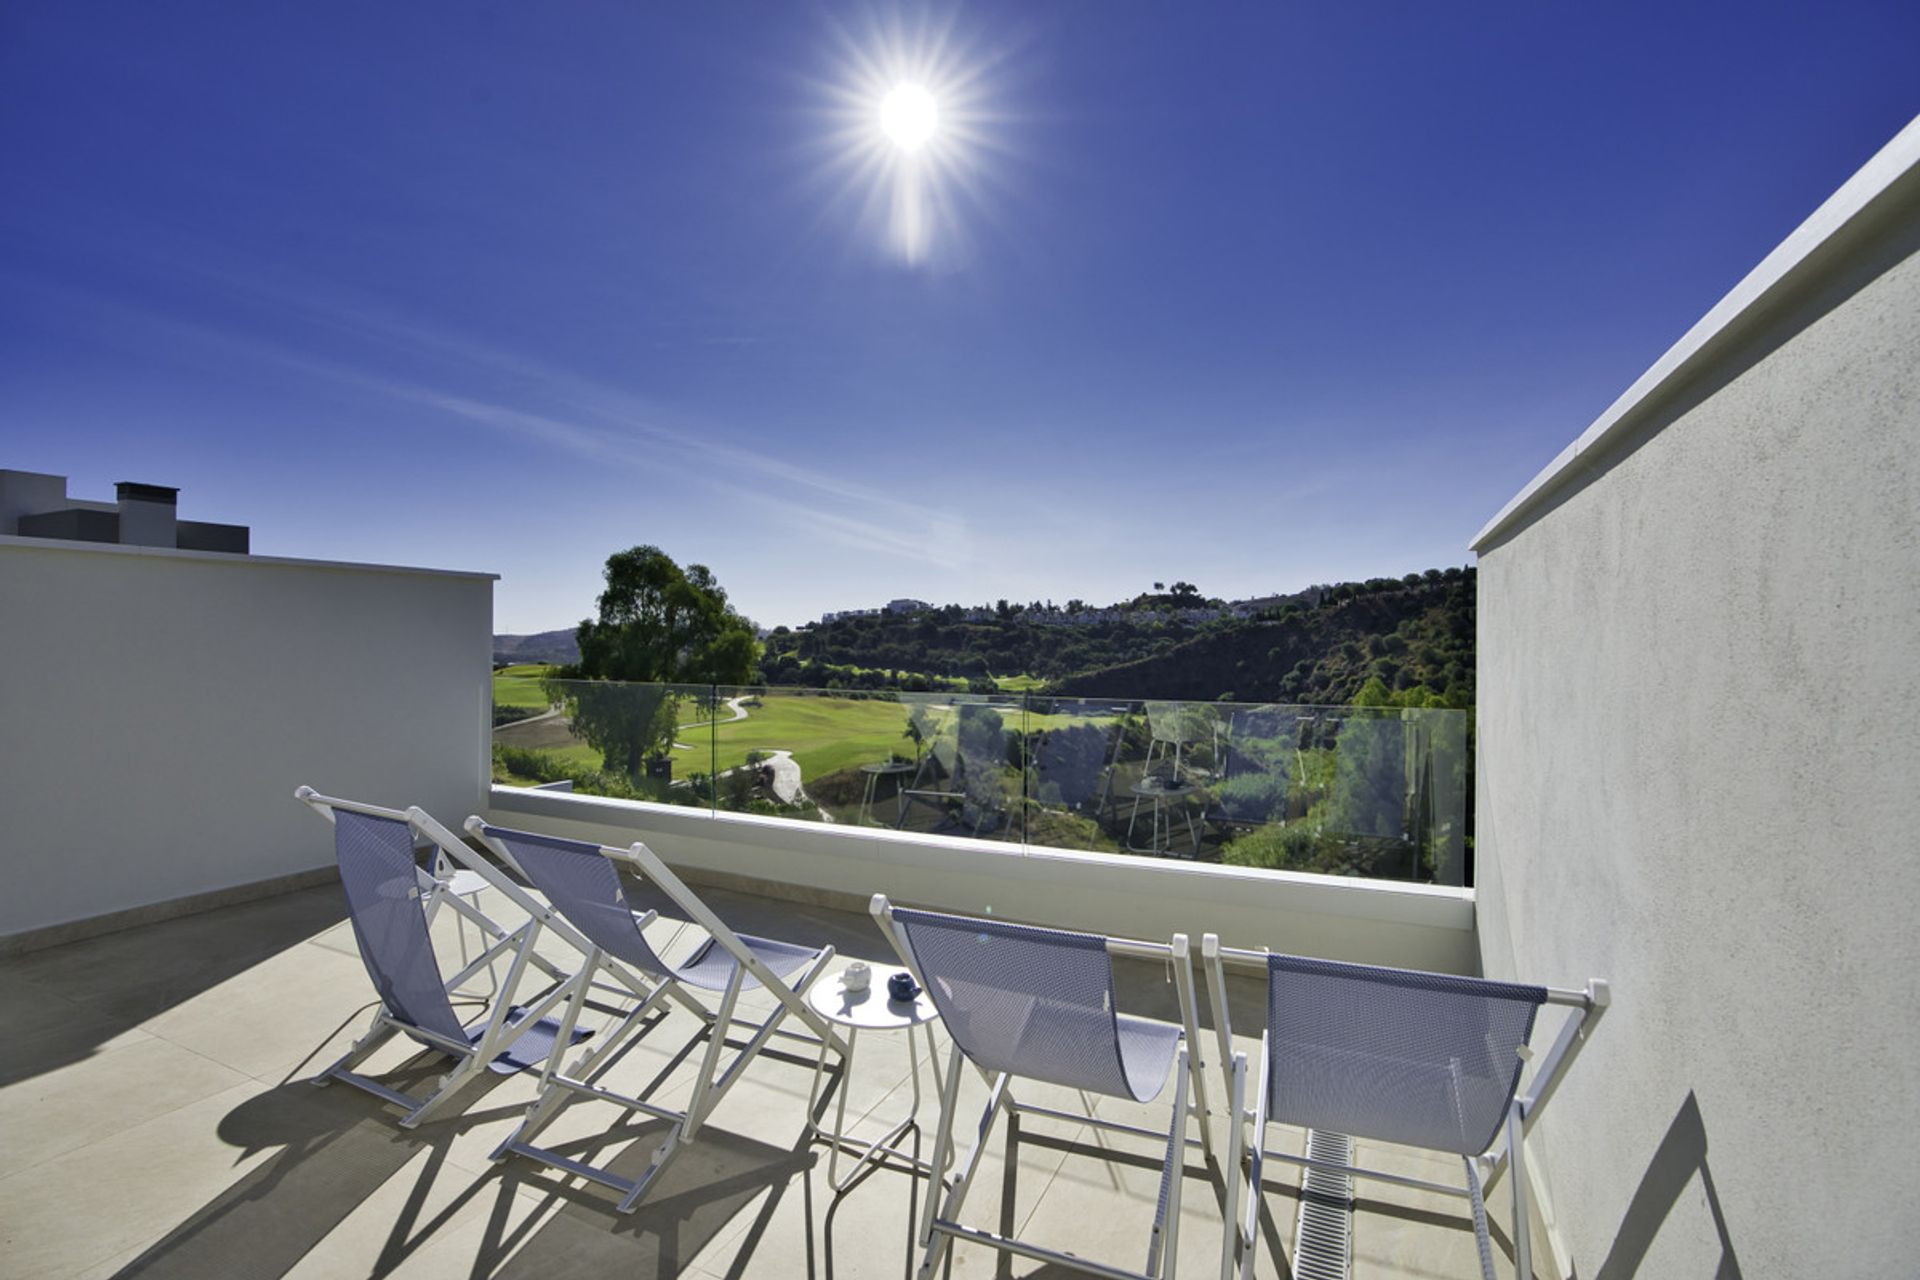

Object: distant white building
[885,597,932,615]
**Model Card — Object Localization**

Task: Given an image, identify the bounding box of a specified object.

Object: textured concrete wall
[1473,152,1920,1272]
[0,539,493,938]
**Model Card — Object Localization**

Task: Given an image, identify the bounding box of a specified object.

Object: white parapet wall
[486,784,1479,973]
[1472,118,1920,1275]
[0,536,494,947]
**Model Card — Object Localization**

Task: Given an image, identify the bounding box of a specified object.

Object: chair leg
[1219,1054,1246,1280]
[492,954,667,1160]
[919,1041,965,1251]
[1509,1101,1532,1280]
[463,890,498,998]
[398,1055,485,1129]
[316,1009,396,1083]
[681,969,747,1141]
[919,1079,1007,1280]
[1148,1048,1191,1279]
[919,1059,1005,1280]
[1239,1048,1270,1280]
[402,925,548,1129]
[618,1121,689,1212]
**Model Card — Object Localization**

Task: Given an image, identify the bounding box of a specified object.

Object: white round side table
[804,968,949,1193]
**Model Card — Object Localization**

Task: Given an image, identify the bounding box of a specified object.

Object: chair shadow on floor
[109,1049,519,1280]
[103,993,712,1280]
[466,1038,849,1280]
[475,1117,819,1280]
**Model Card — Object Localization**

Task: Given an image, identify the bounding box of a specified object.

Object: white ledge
[0,534,499,580]
[1472,112,1920,552]
[488,784,1479,972]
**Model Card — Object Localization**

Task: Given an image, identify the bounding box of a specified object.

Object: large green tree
[557,546,760,780]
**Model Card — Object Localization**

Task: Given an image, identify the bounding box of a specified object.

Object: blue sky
[3,3,1916,630]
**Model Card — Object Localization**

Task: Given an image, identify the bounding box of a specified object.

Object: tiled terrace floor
[0,873,1544,1279]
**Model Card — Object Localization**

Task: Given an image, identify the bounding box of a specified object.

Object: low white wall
[0,537,494,940]
[486,785,1478,973]
[1472,119,1920,1276]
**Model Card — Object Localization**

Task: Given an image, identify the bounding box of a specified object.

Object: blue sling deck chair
[295,788,612,1127]
[1202,937,1609,1280]
[468,821,848,1213]
[872,896,1214,1280]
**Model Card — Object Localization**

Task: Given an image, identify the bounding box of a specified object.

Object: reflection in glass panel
[891,693,1025,842]
[1214,705,1308,829]
[492,678,1470,887]
[491,679,716,811]
[1023,697,1136,851]
[708,685,919,824]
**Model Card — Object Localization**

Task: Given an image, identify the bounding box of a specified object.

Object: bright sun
[815,12,1009,266]
[879,83,939,151]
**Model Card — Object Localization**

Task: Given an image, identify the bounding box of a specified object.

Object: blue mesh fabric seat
[892,908,1180,1103]
[468,823,844,1214]
[1206,935,1607,1280]
[487,826,819,993]
[1264,954,1544,1156]
[876,897,1209,1280]
[334,809,478,1048]
[299,792,590,1129]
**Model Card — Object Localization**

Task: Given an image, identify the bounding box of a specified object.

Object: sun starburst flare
[809,10,1018,267]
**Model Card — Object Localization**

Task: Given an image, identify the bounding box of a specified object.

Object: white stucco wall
[0,537,494,940]
[1472,120,1920,1276]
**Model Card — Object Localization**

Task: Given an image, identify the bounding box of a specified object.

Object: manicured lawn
[493,688,1145,793]
[711,693,916,778]
[493,664,557,710]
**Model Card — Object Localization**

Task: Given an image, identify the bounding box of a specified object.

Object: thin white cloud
[33,272,975,572]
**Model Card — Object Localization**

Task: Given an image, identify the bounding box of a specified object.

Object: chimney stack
[115,481,179,548]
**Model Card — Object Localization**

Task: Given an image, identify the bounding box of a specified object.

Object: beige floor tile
[3,888,345,1021]
[0,967,155,1088]
[0,1079,281,1280]
[688,1150,929,1280]
[0,1031,252,1173]
[139,940,391,1082]
[68,1244,148,1280]
[278,1142,531,1280]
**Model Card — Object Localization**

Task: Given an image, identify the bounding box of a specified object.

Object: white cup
[843,962,871,993]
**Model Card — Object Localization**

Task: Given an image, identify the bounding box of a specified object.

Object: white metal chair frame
[1202,935,1609,1280]
[873,895,1216,1280]
[469,821,851,1213]
[294,788,597,1128]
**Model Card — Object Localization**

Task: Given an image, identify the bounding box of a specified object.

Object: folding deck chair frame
[469,821,851,1213]
[873,895,1216,1280]
[295,788,614,1128]
[1202,935,1608,1280]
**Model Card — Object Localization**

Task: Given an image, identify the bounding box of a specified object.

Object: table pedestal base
[806,1020,950,1193]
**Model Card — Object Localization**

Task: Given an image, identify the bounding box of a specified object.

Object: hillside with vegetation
[763,567,1474,706]
[491,550,1476,885]
[1053,570,1474,706]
